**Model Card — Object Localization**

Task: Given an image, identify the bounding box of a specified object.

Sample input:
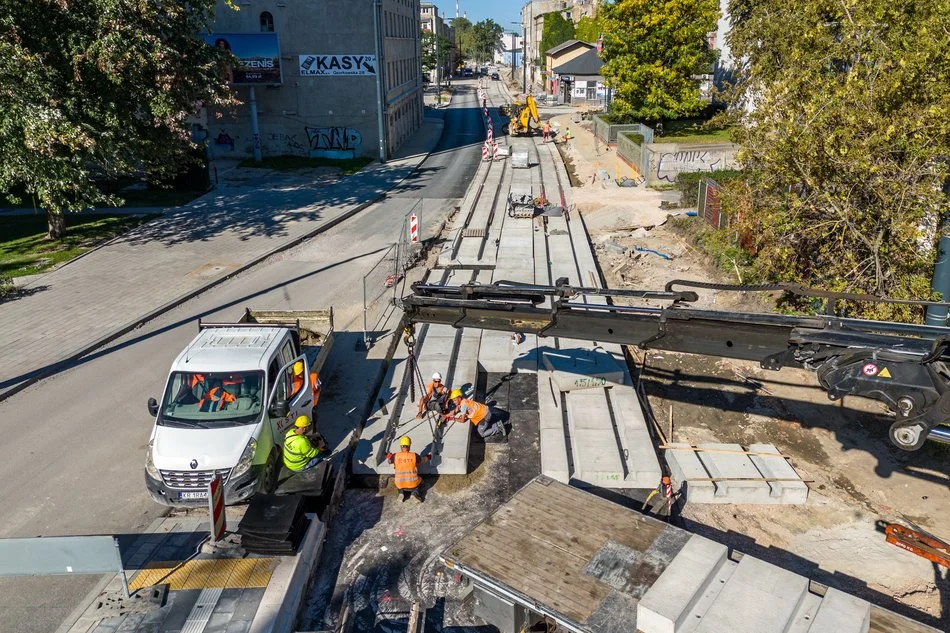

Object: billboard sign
[299,55,377,77]
[203,33,281,85]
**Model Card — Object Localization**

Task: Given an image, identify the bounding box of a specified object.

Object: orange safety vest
[423,381,448,403]
[393,451,422,490]
[198,387,236,411]
[459,398,488,424]
[292,371,321,405]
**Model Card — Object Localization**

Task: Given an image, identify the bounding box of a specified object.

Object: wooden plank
[448,523,610,621]
[869,607,938,633]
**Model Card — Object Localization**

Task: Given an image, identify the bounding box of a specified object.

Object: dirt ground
[566,133,950,626]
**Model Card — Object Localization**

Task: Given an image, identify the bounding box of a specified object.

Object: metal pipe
[927,426,950,444]
[248,86,262,162]
[372,0,387,162]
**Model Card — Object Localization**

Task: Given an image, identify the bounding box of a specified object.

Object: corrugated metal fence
[698,178,727,229]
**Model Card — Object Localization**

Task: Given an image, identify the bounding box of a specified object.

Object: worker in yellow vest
[386,436,431,502]
[283,415,326,471]
[444,389,507,441]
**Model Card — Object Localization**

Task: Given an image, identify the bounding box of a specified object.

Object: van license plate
[180,491,207,500]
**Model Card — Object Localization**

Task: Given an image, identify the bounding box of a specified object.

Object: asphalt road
[0,80,492,633]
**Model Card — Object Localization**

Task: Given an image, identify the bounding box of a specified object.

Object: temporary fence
[697,178,726,229]
[360,203,423,349]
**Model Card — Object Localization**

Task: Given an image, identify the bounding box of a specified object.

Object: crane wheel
[889,421,927,451]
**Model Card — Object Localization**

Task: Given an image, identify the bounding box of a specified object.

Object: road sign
[208,474,226,543]
[410,213,419,243]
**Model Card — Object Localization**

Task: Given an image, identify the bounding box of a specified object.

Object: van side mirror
[271,399,288,418]
[147,397,159,417]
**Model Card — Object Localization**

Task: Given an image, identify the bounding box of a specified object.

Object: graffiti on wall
[655,150,725,182]
[267,132,304,153]
[305,127,363,153]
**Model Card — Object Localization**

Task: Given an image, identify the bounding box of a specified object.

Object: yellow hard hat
[399,436,411,447]
[293,361,304,375]
[449,388,463,399]
[294,415,310,428]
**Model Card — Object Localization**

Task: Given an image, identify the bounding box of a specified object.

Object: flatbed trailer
[441,477,939,633]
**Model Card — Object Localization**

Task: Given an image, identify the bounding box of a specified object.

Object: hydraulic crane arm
[402,280,950,451]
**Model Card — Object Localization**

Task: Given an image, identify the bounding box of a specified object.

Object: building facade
[495,33,523,70]
[420,2,455,83]
[520,0,599,92]
[208,0,423,162]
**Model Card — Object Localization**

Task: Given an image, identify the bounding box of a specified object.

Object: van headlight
[232,439,258,478]
[145,443,160,480]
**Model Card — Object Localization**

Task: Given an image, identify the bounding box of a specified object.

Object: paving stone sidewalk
[0,116,444,400]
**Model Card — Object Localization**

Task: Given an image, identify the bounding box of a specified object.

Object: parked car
[491,72,500,81]
[462,68,473,77]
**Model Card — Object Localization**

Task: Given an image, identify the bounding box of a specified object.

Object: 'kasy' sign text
[299,55,377,76]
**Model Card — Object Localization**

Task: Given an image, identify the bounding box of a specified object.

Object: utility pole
[510,31,516,80]
[372,0,386,162]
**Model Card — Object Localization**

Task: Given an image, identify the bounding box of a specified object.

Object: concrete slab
[807,589,870,633]
[636,535,729,633]
[694,556,809,633]
[607,386,663,488]
[541,347,624,391]
[538,372,571,483]
[666,443,808,504]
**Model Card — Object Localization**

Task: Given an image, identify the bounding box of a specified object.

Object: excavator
[503,95,541,136]
[401,279,950,452]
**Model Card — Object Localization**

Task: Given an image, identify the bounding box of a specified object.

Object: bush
[675,169,744,208]
[622,132,644,146]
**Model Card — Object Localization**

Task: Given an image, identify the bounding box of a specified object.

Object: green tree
[422,31,452,78]
[0,1,234,238]
[724,0,950,321]
[574,14,604,43]
[539,12,576,57]
[600,0,718,122]
[472,19,504,63]
[450,17,475,63]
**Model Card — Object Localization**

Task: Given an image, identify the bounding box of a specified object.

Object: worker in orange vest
[444,389,507,441]
[386,436,431,502]
[290,360,322,408]
[198,379,236,412]
[417,371,449,418]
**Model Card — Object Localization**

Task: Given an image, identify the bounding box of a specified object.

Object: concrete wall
[209,0,423,161]
[646,142,740,185]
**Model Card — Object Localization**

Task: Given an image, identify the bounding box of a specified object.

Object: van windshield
[159,371,265,427]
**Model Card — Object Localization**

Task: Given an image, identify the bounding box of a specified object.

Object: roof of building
[545,39,594,56]
[552,47,604,76]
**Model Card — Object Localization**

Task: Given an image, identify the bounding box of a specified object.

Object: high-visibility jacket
[198,387,236,411]
[291,371,321,405]
[283,428,321,471]
[392,450,421,490]
[421,381,448,405]
[457,398,488,424]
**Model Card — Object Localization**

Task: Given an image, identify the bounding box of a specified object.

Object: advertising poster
[203,33,281,84]
[298,55,378,76]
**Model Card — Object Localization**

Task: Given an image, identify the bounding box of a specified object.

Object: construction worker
[644,476,680,521]
[198,379,236,412]
[290,360,321,407]
[541,121,552,143]
[283,415,326,472]
[444,389,506,440]
[417,371,449,418]
[386,436,431,502]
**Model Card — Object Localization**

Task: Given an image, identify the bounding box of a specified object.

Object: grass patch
[668,215,756,283]
[239,155,373,175]
[657,119,734,144]
[622,132,645,146]
[0,213,158,280]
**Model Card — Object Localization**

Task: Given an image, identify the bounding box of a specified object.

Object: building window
[260,11,274,32]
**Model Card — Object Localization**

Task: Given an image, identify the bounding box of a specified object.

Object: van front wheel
[261,448,281,493]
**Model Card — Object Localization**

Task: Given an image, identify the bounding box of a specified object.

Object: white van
[144,309,333,507]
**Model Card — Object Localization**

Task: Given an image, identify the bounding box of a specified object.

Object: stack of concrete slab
[637,533,883,633]
[665,443,809,504]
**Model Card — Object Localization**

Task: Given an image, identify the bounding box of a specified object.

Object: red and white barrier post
[410,213,419,243]
[208,473,226,543]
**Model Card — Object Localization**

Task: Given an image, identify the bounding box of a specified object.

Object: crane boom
[402,280,950,451]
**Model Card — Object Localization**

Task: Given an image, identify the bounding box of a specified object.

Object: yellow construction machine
[504,95,540,136]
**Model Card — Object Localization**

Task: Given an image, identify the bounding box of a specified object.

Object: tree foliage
[600,0,718,122]
[0,0,234,238]
[450,17,475,63]
[574,14,605,43]
[422,31,452,76]
[540,12,576,57]
[725,0,950,321]
[471,19,504,63]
